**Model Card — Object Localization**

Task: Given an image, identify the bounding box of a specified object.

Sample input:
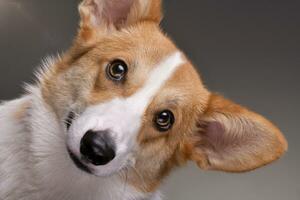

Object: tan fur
[13,100,31,121]
[183,94,288,172]
[39,0,287,194]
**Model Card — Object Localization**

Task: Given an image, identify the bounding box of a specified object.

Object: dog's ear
[184,94,287,172]
[78,0,162,34]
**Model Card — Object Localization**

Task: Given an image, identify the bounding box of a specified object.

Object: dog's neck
[25,86,160,200]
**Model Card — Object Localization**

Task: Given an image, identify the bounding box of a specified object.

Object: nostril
[80,130,116,166]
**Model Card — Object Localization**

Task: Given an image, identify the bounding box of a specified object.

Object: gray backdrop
[0,0,299,200]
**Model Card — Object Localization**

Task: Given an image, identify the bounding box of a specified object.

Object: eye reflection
[154,110,175,132]
[106,60,128,81]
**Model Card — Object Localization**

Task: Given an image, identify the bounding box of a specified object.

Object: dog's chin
[92,166,124,177]
[67,149,127,177]
[67,149,92,174]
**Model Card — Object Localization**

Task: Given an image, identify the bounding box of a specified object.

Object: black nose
[80,130,116,166]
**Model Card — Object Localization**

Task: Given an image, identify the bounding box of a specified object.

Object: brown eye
[154,110,175,132]
[106,60,128,81]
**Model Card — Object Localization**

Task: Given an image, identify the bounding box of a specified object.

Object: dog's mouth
[65,112,92,174]
[67,149,92,174]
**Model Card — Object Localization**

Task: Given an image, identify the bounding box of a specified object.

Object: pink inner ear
[199,120,241,155]
[200,119,255,155]
[204,121,228,151]
[103,0,134,25]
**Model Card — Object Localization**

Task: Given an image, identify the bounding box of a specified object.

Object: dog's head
[41,0,287,193]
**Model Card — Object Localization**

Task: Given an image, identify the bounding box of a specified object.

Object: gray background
[0,0,299,200]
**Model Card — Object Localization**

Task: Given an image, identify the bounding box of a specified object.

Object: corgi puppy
[0,0,287,200]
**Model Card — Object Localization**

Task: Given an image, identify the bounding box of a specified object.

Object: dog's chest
[37,177,147,200]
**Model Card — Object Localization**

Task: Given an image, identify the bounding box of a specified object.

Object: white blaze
[127,51,184,113]
[68,51,184,175]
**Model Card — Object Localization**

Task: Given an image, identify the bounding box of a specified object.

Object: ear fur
[186,94,287,172]
[78,0,162,40]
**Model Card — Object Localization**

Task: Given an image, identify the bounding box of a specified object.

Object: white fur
[0,52,183,200]
[0,87,157,200]
[67,51,184,176]
[0,97,37,200]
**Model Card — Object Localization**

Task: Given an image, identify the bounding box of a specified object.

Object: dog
[0,0,288,200]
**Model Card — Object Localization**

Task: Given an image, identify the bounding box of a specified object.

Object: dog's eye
[154,110,175,132]
[106,60,128,81]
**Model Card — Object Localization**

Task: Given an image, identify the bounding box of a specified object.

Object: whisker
[121,167,129,196]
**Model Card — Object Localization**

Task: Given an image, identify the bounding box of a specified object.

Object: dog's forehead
[86,23,198,99]
[125,51,185,111]
[93,23,178,61]
[69,23,208,112]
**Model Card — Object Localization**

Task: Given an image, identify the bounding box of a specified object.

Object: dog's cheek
[41,63,98,119]
[128,132,179,193]
[41,76,74,119]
